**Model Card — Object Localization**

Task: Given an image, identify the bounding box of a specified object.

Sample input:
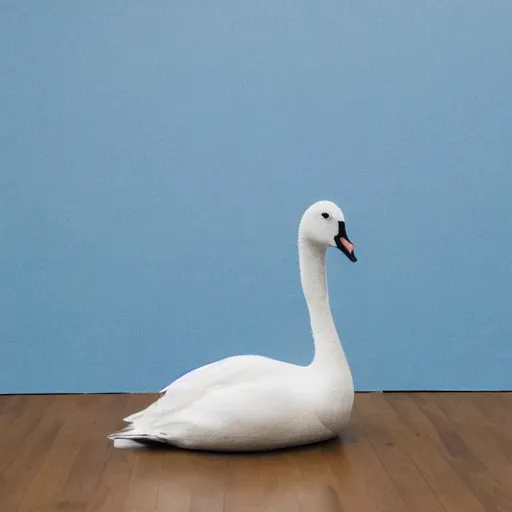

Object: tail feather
[107,424,170,445]
[113,439,146,449]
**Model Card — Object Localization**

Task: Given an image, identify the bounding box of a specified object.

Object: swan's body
[108,200,357,451]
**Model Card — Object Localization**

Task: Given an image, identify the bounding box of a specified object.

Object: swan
[108,200,357,451]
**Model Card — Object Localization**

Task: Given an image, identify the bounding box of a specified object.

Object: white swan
[108,200,357,451]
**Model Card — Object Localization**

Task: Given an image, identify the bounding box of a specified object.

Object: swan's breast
[313,374,354,434]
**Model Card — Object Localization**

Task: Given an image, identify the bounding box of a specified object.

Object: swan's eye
[321,212,330,219]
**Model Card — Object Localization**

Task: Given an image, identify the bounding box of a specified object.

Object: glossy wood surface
[1,393,511,512]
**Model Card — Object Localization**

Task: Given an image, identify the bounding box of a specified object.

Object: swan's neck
[298,239,348,369]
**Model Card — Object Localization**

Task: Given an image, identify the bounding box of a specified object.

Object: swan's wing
[160,354,277,393]
[155,378,304,430]
[147,375,328,449]
[109,374,310,446]
[121,355,287,424]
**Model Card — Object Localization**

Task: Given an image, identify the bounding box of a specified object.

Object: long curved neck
[298,238,348,368]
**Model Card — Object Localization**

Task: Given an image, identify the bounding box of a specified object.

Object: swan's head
[299,200,357,262]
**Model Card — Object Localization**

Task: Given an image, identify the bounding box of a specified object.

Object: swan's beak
[335,221,357,262]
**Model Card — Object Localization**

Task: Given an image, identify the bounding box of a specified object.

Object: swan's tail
[113,439,146,449]
[107,425,170,447]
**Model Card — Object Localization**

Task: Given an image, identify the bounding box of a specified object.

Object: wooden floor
[1,393,512,512]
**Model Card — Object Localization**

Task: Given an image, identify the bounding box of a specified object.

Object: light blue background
[1,1,511,393]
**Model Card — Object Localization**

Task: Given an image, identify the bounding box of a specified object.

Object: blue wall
[1,1,511,393]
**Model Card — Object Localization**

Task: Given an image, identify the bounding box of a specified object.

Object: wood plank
[124,450,163,511]
[355,394,446,512]
[473,393,512,447]
[17,395,108,511]
[291,442,351,512]
[86,448,135,512]
[323,406,406,512]
[155,450,192,512]
[186,452,227,512]
[412,393,512,512]
[84,395,138,512]
[50,395,120,512]
[0,395,55,474]
[257,451,301,512]
[223,453,264,512]
[433,393,512,485]
[382,393,489,512]
[0,396,61,511]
